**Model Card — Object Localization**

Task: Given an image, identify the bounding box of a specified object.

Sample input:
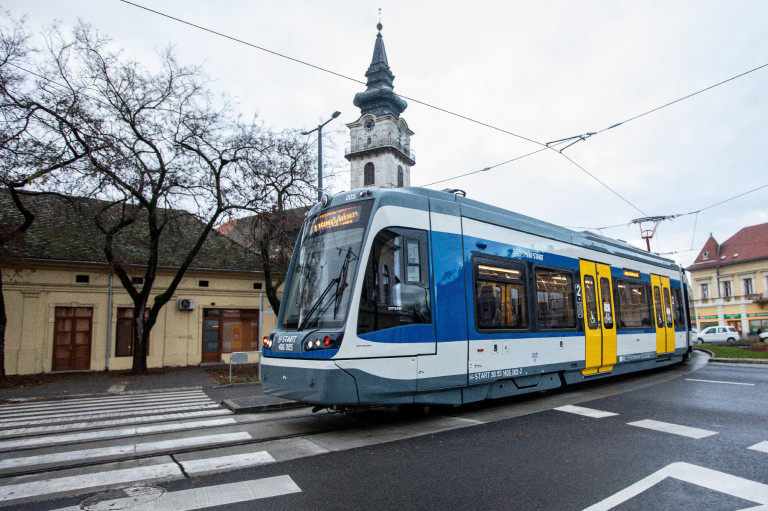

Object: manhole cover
[80,486,166,510]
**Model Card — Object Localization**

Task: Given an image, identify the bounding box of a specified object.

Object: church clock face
[364,118,375,132]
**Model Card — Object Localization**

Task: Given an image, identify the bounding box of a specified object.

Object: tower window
[397,166,404,187]
[364,162,375,186]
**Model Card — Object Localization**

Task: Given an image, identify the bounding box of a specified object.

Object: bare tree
[1,21,282,374]
[223,130,317,315]
[0,14,92,379]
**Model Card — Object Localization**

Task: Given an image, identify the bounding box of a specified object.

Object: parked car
[696,325,739,344]
[759,331,768,342]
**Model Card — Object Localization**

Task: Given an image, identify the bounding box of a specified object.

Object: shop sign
[723,314,742,319]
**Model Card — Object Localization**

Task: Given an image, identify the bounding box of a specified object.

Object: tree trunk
[0,267,7,380]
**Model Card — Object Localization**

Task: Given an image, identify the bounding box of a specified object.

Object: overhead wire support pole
[302,111,341,202]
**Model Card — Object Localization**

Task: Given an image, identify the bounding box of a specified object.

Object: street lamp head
[331,111,341,119]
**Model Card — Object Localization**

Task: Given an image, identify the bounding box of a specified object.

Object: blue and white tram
[261,187,692,407]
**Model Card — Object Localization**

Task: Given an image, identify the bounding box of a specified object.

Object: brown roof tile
[686,222,768,271]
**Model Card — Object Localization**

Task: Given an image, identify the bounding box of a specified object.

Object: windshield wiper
[298,276,340,331]
[333,248,354,317]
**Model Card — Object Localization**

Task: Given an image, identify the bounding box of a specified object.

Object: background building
[2,192,274,375]
[686,222,768,335]
[345,23,415,189]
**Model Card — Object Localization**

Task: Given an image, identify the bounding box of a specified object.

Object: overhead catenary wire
[114,0,767,227]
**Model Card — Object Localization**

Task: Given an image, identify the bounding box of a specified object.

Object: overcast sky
[5,0,767,267]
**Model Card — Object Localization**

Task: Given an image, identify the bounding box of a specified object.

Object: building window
[75,274,90,283]
[744,278,753,296]
[115,308,150,357]
[722,281,732,298]
[700,283,709,300]
[364,162,375,186]
[397,166,404,187]
[202,309,260,363]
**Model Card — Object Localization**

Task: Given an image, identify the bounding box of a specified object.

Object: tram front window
[280,202,372,330]
[357,227,431,334]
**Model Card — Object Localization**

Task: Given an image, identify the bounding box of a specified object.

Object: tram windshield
[280,201,373,330]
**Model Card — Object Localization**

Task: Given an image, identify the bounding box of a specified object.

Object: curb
[694,347,768,365]
[222,398,309,414]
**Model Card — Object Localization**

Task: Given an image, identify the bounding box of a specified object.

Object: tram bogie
[261,187,692,407]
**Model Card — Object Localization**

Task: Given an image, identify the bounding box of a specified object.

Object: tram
[261,187,692,407]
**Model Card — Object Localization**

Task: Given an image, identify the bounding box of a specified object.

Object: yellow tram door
[651,274,675,354]
[580,261,617,375]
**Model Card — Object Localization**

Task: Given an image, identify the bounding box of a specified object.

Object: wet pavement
[0,366,304,413]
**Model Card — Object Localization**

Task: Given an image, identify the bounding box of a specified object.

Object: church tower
[345,23,415,189]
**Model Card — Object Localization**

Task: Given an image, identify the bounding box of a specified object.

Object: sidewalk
[0,366,304,414]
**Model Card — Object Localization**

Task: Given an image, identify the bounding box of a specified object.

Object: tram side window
[583,275,599,330]
[663,288,674,328]
[614,280,652,329]
[535,269,577,329]
[671,288,685,328]
[653,286,664,328]
[474,261,528,330]
[357,228,431,334]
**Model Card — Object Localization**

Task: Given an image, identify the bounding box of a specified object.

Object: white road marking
[0,408,231,438]
[0,390,210,415]
[181,450,276,475]
[554,405,619,418]
[583,462,768,510]
[685,378,756,386]
[0,432,252,471]
[749,441,768,454]
[108,383,127,393]
[0,397,216,423]
[627,419,718,439]
[0,462,182,503]
[49,475,301,511]
[0,417,238,451]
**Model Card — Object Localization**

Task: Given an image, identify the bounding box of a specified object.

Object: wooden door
[53,307,93,371]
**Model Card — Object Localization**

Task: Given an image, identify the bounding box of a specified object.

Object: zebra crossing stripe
[0,417,238,452]
[749,441,768,454]
[180,450,276,476]
[48,475,302,511]
[0,462,182,503]
[0,408,231,438]
[0,432,253,471]
[0,396,215,423]
[0,390,208,414]
[554,405,619,418]
[628,419,718,439]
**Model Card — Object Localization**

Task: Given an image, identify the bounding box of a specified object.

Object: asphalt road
[6,355,767,511]
[196,361,767,511]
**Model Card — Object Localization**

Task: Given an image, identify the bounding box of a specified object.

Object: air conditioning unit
[178,298,196,311]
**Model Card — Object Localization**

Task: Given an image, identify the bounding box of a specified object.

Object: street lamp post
[302,111,341,202]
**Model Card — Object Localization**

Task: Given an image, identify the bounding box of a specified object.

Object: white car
[696,326,739,344]
[759,331,768,342]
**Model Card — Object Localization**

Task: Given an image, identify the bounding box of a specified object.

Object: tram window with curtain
[473,260,528,330]
[614,280,652,329]
[535,269,577,329]
[357,228,431,334]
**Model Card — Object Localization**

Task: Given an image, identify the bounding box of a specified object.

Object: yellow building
[2,192,277,375]
[686,222,768,336]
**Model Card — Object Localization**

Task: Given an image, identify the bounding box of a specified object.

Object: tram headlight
[262,335,273,350]
[303,333,344,351]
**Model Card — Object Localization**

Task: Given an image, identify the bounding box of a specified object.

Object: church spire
[353,22,407,118]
